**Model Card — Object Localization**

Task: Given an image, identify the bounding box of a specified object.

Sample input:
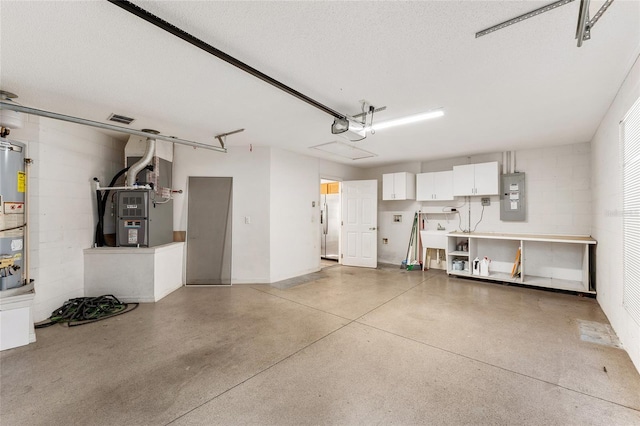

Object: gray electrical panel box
[501,173,526,222]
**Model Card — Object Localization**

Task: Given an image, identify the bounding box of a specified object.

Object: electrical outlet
[244,216,251,224]
[481,198,490,206]
[382,238,388,244]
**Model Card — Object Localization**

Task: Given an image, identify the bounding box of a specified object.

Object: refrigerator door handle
[322,203,328,234]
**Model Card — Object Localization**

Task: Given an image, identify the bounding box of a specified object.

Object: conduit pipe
[93,181,151,192]
[107,0,347,121]
[127,137,156,186]
[0,101,226,153]
[511,150,516,173]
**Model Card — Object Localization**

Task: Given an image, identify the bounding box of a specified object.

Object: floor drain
[578,320,623,349]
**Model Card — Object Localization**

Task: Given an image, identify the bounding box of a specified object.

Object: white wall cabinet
[452,161,499,196]
[382,172,416,200]
[417,171,454,201]
[446,232,596,294]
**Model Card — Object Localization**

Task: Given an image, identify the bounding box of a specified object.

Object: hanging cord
[94,167,129,246]
[35,295,138,328]
[472,204,486,232]
[457,210,465,233]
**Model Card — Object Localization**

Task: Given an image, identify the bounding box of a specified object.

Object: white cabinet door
[382,173,395,200]
[433,170,454,200]
[417,171,452,200]
[394,173,407,200]
[473,162,499,195]
[453,164,475,196]
[382,172,416,200]
[416,173,434,201]
[453,162,498,196]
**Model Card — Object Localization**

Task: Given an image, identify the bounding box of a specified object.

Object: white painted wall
[319,158,366,182]
[361,162,422,265]
[269,148,321,282]
[9,116,125,321]
[362,143,592,267]
[591,54,640,372]
[420,144,591,237]
[173,145,271,284]
[173,146,365,284]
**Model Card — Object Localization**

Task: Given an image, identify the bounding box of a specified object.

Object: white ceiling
[1,0,639,167]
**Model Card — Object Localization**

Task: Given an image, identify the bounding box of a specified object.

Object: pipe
[0,101,226,153]
[127,138,156,186]
[502,152,507,174]
[93,179,151,192]
[24,156,31,288]
[107,0,347,121]
[511,150,516,173]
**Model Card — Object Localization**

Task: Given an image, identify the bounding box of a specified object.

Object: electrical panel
[501,173,526,222]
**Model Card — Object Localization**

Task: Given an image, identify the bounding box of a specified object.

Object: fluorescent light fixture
[310,140,377,160]
[370,109,444,131]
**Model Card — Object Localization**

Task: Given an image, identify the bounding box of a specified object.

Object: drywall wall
[270,148,321,282]
[592,54,640,373]
[173,145,271,284]
[319,158,366,182]
[173,146,366,284]
[8,116,125,321]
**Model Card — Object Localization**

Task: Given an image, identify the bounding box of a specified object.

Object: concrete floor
[2,266,640,425]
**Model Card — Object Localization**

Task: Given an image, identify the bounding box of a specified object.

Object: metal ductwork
[126,134,157,187]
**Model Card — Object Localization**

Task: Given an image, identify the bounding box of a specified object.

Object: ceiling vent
[107,113,135,125]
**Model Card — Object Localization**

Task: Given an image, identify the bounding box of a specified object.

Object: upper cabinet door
[416,173,434,201]
[417,171,453,201]
[382,172,416,200]
[452,162,499,196]
[433,171,454,200]
[382,173,395,200]
[473,162,499,196]
[453,164,475,196]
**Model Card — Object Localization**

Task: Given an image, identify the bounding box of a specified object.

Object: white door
[341,180,378,268]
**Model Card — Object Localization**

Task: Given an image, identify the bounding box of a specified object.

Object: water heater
[0,138,26,290]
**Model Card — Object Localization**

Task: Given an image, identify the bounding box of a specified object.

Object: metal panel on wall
[501,173,526,222]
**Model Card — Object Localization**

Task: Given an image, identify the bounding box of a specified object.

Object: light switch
[244,216,251,224]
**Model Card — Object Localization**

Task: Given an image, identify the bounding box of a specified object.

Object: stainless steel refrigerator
[320,192,340,260]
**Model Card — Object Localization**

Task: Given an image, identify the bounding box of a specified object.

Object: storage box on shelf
[447,235,470,274]
[446,232,596,294]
